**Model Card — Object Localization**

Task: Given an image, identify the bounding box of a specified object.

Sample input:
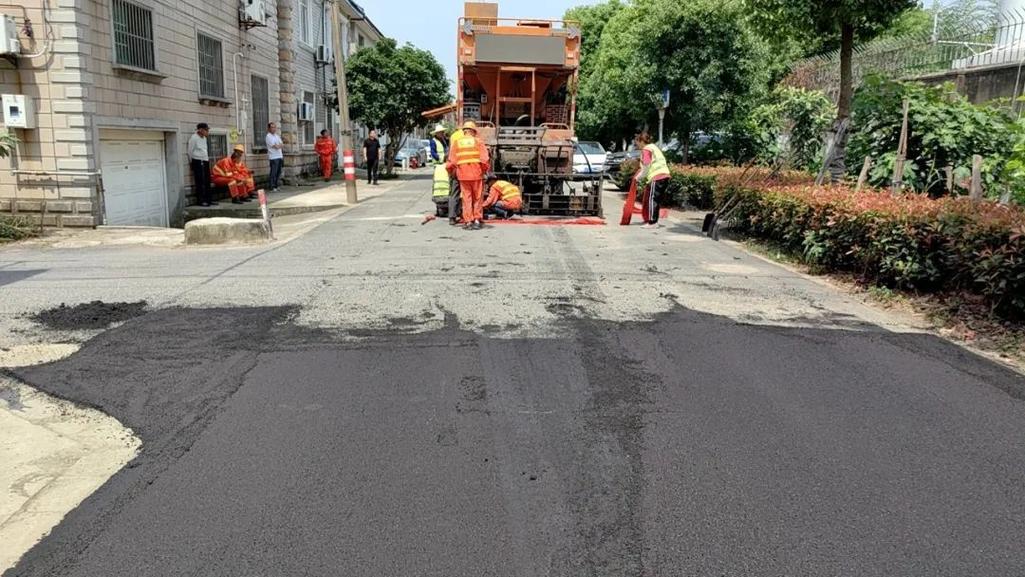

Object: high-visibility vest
[433,165,450,197]
[452,134,482,166]
[644,144,671,179]
[432,137,446,164]
[493,180,520,201]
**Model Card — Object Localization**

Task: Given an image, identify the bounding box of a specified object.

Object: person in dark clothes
[362,130,381,185]
[188,123,215,207]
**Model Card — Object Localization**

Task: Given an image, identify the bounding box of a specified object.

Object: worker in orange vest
[315,129,338,182]
[211,145,255,204]
[446,121,490,230]
[482,177,522,220]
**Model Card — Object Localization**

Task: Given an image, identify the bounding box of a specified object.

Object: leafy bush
[848,76,1018,196]
[614,158,639,191]
[0,214,37,241]
[674,165,1025,318]
[747,87,833,172]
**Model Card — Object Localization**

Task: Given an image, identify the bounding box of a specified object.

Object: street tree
[335,38,449,175]
[580,0,768,160]
[745,0,916,177]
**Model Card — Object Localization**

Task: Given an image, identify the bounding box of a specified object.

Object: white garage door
[101,136,168,227]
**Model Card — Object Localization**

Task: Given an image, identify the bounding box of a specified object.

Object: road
[2,175,1025,576]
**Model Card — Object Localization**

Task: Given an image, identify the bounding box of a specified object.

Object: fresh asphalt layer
[2,175,1025,576]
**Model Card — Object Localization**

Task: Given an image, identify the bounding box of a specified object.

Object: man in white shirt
[266,122,284,192]
[188,123,215,207]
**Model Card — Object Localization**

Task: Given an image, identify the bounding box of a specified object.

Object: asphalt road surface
[4,176,1025,576]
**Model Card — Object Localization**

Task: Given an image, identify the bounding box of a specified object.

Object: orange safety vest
[452,134,482,166]
[493,180,520,202]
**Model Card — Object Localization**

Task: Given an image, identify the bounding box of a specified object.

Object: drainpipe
[233,51,246,135]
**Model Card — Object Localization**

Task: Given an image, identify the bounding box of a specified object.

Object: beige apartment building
[0,0,380,228]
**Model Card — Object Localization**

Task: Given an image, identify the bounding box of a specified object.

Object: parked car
[605,147,641,181]
[573,141,607,177]
[394,144,427,168]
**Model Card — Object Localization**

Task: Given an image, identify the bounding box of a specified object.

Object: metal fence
[789,10,1025,99]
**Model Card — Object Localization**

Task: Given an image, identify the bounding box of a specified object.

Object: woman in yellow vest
[432,163,451,217]
[634,132,671,228]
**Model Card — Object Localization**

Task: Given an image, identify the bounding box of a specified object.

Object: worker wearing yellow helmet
[446,120,490,230]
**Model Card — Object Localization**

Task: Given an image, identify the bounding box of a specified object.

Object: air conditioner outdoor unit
[0,16,19,55]
[316,44,330,64]
[298,102,314,121]
[240,0,268,28]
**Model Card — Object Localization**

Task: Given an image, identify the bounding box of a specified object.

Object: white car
[573,141,607,177]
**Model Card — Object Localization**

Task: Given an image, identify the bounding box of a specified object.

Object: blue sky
[359,0,601,87]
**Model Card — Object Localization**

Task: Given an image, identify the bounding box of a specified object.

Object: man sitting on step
[211,145,255,204]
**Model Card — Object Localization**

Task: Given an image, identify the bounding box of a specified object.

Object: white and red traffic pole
[343,150,356,187]
[257,189,274,238]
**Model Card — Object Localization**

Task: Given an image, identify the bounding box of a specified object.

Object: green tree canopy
[337,38,449,174]
[574,0,770,158]
[745,0,916,176]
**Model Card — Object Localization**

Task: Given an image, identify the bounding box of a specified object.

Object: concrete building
[0,0,380,228]
[276,0,381,182]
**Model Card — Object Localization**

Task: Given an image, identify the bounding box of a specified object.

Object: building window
[252,75,270,150]
[299,0,311,45]
[208,134,228,161]
[197,33,224,99]
[112,0,157,71]
[301,90,315,145]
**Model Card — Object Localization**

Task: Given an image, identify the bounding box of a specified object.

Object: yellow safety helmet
[462,120,477,132]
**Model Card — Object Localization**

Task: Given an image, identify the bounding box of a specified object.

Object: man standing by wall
[362,129,381,185]
[188,123,215,207]
[266,123,284,192]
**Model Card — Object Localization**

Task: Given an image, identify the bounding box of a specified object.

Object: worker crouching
[446,121,490,230]
[483,177,522,220]
[212,145,256,204]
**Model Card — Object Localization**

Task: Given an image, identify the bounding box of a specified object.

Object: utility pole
[330,0,358,204]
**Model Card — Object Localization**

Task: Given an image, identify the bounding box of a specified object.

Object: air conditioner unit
[298,102,314,121]
[0,16,19,55]
[240,0,268,28]
[315,44,330,64]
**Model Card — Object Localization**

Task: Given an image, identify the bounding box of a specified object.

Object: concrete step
[183,201,345,223]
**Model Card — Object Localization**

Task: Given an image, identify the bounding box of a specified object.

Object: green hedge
[675,167,1025,319]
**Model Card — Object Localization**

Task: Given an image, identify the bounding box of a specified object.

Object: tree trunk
[828,21,856,182]
[383,129,402,176]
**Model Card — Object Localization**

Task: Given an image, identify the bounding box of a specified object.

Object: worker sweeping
[315,130,338,182]
[211,145,255,204]
[432,162,451,217]
[446,121,490,230]
[634,132,671,228]
[482,176,522,220]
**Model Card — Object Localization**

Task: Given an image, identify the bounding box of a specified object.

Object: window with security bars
[208,134,228,161]
[112,0,157,71]
[251,75,269,150]
[302,90,315,145]
[197,33,224,99]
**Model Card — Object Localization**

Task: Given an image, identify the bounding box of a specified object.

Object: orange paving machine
[457,2,602,217]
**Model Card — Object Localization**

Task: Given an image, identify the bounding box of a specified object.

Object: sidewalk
[183,168,425,222]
